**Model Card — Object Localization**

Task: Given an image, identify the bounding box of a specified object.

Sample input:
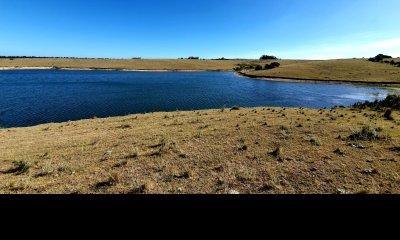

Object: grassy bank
[239,59,400,85]
[1,104,399,194]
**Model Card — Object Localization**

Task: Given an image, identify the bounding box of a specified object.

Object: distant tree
[188,56,200,60]
[368,54,393,63]
[376,54,392,59]
[260,55,278,60]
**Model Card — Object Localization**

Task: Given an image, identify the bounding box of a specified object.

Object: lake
[0,70,390,128]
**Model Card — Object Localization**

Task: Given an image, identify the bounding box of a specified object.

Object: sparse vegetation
[238,59,400,85]
[1,105,399,194]
[353,95,400,110]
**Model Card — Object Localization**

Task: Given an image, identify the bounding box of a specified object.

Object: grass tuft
[348,126,389,141]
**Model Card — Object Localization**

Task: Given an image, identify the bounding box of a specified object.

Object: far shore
[1,58,399,87]
[236,71,400,88]
[0,66,228,72]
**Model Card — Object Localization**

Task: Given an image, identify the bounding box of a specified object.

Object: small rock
[361,169,378,175]
[228,190,240,195]
[102,150,113,160]
[337,189,350,194]
[348,143,367,149]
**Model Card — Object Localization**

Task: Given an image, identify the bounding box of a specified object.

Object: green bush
[353,95,400,110]
[255,65,263,71]
[265,62,281,70]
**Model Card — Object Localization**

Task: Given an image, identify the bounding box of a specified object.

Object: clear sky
[1,0,399,59]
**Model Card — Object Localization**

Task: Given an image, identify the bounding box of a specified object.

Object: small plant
[305,135,322,146]
[230,106,240,111]
[271,146,283,159]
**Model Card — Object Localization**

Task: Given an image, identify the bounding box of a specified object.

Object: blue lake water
[0,70,390,128]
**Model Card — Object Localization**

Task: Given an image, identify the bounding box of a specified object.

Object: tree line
[368,54,400,67]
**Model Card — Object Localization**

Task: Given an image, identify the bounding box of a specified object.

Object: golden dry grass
[1,106,399,194]
[242,59,400,84]
[0,58,251,71]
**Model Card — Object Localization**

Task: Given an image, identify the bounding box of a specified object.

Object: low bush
[348,126,388,141]
[265,62,281,70]
[353,95,400,110]
[254,65,263,71]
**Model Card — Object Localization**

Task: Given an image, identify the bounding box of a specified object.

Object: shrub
[260,55,278,60]
[348,126,388,141]
[254,65,263,71]
[353,95,400,110]
[383,109,394,120]
[265,62,281,70]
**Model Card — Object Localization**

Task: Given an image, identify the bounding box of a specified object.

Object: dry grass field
[241,59,400,84]
[1,105,399,194]
[0,58,251,71]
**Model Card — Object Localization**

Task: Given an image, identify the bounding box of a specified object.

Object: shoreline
[236,71,400,87]
[2,66,399,88]
[0,66,228,72]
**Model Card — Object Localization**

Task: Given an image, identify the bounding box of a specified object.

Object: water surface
[0,70,389,128]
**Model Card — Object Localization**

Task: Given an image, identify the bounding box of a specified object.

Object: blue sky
[1,0,399,59]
